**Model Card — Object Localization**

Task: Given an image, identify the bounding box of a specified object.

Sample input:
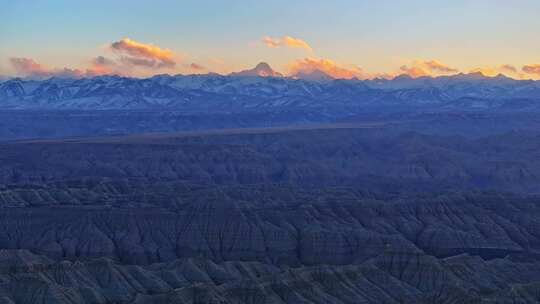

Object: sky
[1,0,540,79]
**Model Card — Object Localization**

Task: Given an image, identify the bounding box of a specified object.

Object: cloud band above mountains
[5,36,540,80]
[110,38,176,69]
[287,58,365,79]
[7,38,181,78]
[399,60,459,78]
[10,57,109,78]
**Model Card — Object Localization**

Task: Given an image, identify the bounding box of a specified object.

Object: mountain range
[1,62,540,111]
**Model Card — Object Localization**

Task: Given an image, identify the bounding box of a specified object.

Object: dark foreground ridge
[0,124,539,303]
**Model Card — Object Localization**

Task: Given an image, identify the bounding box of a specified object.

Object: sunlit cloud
[9,57,112,78]
[399,60,458,78]
[522,64,540,76]
[263,36,313,52]
[110,38,176,69]
[423,60,458,74]
[287,57,365,79]
[7,50,539,81]
[399,65,429,78]
[9,37,185,78]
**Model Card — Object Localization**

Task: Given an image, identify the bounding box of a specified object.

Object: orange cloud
[263,36,312,52]
[9,57,114,78]
[8,38,185,78]
[399,65,429,78]
[110,38,176,68]
[423,60,458,73]
[399,60,458,78]
[523,64,540,76]
[288,57,365,79]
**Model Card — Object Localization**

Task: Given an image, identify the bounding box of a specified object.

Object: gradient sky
[1,0,540,79]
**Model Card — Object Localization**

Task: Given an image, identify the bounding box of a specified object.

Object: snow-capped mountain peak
[293,69,334,82]
[230,62,283,77]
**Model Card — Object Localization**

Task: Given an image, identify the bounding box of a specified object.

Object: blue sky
[1,0,540,79]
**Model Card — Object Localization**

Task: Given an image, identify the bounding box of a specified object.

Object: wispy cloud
[89,56,120,75]
[287,57,365,79]
[179,62,206,73]
[119,56,159,68]
[189,63,205,71]
[500,64,518,74]
[468,64,526,78]
[263,36,313,52]
[110,38,176,68]
[91,56,116,67]
[9,57,49,77]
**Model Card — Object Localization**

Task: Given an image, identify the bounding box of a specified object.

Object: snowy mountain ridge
[1,63,540,111]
